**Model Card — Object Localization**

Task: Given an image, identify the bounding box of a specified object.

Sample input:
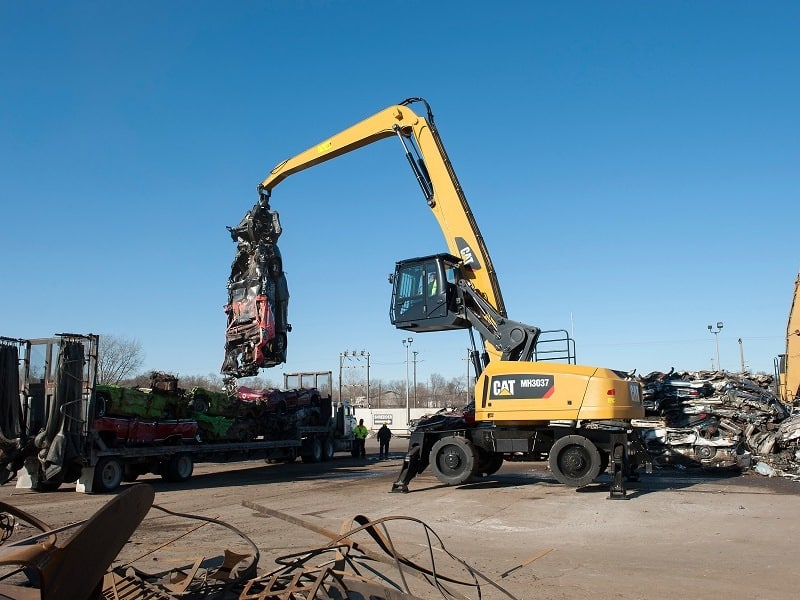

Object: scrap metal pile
[634,369,800,479]
[0,485,522,600]
[95,372,324,445]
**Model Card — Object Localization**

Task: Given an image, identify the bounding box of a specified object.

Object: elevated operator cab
[390,253,470,333]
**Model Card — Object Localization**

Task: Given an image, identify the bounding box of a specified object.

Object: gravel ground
[2,437,799,599]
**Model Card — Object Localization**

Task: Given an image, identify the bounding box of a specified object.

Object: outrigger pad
[222,198,290,378]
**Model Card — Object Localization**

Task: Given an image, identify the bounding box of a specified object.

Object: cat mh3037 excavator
[253,97,648,497]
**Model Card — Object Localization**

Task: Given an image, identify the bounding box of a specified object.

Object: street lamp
[412,350,418,409]
[402,337,413,427]
[708,322,723,372]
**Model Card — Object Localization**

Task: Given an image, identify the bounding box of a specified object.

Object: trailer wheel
[321,438,335,461]
[163,454,193,482]
[122,464,141,482]
[430,437,477,486]
[549,435,602,487]
[302,438,323,463]
[474,449,504,477]
[93,457,123,493]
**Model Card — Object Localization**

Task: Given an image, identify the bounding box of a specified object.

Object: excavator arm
[257,98,539,367]
[779,272,800,404]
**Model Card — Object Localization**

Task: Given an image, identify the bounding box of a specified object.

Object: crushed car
[221,197,290,378]
[634,369,800,476]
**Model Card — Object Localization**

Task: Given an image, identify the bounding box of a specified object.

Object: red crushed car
[222,198,290,378]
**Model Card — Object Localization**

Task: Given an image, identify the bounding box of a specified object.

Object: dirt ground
[2,437,799,599]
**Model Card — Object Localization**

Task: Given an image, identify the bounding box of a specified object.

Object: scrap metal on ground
[0,485,521,599]
[634,369,800,479]
[0,484,154,599]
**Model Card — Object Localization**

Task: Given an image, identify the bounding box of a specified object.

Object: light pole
[402,337,413,426]
[412,350,418,409]
[708,321,723,372]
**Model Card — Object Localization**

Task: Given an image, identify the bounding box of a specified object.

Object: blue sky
[2,1,798,386]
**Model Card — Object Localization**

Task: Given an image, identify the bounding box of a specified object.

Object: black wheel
[302,437,323,463]
[474,449,504,477]
[548,435,602,487]
[94,392,109,418]
[122,464,141,482]
[430,437,477,486]
[599,449,610,474]
[188,397,209,414]
[695,445,717,460]
[161,454,193,482]
[321,438,335,461]
[32,479,63,492]
[93,457,123,493]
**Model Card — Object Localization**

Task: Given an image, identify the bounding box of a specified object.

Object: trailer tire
[321,438,335,461]
[122,464,141,482]
[302,438,323,463]
[549,435,602,487]
[93,457,123,493]
[430,437,477,486]
[162,454,193,482]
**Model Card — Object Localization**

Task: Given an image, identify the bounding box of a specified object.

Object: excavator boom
[780,272,800,403]
[258,98,520,364]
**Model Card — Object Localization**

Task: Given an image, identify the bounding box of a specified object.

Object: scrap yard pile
[634,369,800,479]
[95,372,325,445]
[0,486,517,600]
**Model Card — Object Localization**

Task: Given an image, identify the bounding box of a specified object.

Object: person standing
[377,423,392,459]
[353,419,368,458]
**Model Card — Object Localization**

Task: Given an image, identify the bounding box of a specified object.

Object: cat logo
[489,374,555,399]
[456,237,481,270]
[492,379,516,396]
[628,382,641,404]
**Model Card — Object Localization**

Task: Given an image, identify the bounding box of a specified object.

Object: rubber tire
[430,437,477,486]
[189,398,209,414]
[93,457,124,493]
[122,464,141,482]
[161,454,193,483]
[321,438,335,461]
[598,449,610,474]
[474,450,504,477]
[94,392,109,418]
[32,479,63,492]
[549,435,602,487]
[302,438,323,463]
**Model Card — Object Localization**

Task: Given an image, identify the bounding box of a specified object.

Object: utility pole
[339,350,370,405]
[402,337,413,426]
[738,338,745,374]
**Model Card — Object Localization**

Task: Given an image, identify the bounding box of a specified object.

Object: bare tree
[179,374,226,392]
[97,335,145,384]
[428,373,446,403]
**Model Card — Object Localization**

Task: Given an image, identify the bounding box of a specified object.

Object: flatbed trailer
[0,334,355,493]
